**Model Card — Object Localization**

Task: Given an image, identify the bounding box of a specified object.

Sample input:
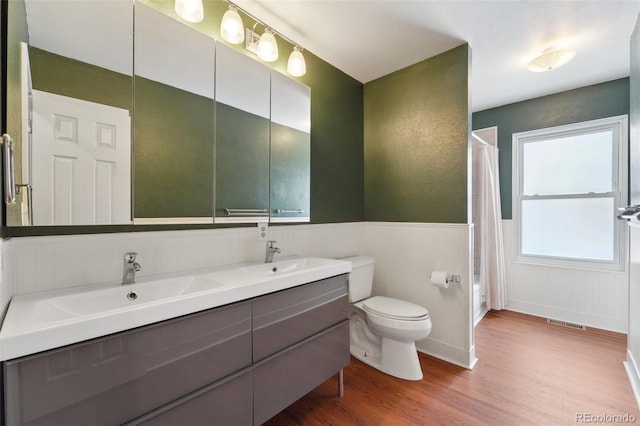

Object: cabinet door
[215,44,270,223]
[253,321,350,425]
[133,3,215,223]
[10,0,134,226]
[253,275,348,362]
[4,301,251,426]
[125,368,253,426]
[270,71,311,223]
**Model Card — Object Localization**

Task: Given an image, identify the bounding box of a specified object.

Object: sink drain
[127,291,138,301]
[272,267,278,273]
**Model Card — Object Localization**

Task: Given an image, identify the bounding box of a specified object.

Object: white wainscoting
[2,222,365,303]
[364,222,476,369]
[503,220,628,333]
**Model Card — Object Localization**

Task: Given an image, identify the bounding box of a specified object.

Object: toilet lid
[363,296,429,321]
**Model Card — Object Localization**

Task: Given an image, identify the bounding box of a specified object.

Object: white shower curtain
[479,144,506,310]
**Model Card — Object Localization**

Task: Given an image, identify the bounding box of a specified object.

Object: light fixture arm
[225,0,301,50]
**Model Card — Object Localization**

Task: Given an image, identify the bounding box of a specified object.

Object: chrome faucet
[122,252,142,285]
[265,241,281,263]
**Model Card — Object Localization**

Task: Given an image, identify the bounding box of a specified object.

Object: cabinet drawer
[253,274,348,362]
[253,320,349,425]
[4,301,252,426]
[126,368,253,426]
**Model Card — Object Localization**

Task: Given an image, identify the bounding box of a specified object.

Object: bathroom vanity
[0,258,350,425]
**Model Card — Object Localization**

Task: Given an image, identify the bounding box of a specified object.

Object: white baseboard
[417,337,477,370]
[507,299,626,333]
[625,349,640,411]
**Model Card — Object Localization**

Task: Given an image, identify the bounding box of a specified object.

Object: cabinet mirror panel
[133,2,215,224]
[270,72,311,223]
[5,0,310,227]
[214,43,271,224]
[7,0,133,226]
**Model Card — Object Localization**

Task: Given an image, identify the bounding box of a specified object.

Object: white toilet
[345,256,432,381]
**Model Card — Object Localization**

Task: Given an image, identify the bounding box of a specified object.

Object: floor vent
[546,318,587,331]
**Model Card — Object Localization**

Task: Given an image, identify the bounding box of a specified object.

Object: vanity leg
[338,369,344,397]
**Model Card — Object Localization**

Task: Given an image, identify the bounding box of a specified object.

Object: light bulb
[287,46,306,77]
[175,0,204,23]
[221,6,244,44]
[258,29,278,62]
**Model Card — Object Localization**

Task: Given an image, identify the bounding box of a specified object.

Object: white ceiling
[234,0,640,112]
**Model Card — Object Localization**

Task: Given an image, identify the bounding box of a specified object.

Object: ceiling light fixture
[287,46,306,77]
[174,0,204,23]
[220,5,244,44]
[258,28,278,62]
[527,48,576,72]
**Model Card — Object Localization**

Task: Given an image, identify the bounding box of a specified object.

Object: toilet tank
[343,256,375,303]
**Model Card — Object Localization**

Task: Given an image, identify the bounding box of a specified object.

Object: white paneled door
[31,90,131,225]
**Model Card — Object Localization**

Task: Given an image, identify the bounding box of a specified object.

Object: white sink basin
[37,275,225,319]
[0,257,351,361]
[241,257,324,277]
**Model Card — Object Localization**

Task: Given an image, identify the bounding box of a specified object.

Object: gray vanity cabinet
[253,274,349,361]
[126,368,254,426]
[3,301,252,426]
[254,323,349,425]
[253,274,349,425]
[3,275,349,425]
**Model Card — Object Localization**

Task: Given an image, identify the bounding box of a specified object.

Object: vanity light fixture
[220,5,244,44]
[224,1,307,76]
[174,0,204,23]
[527,47,576,72]
[258,28,278,62]
[287,46,306,77]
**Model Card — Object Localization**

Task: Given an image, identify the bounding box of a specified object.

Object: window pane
[522,197,614,261]
[523,131,613,196]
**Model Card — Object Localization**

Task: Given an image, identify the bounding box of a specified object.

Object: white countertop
[0,257,351,361]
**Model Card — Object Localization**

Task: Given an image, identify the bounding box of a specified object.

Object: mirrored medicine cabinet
[5,0,310,228]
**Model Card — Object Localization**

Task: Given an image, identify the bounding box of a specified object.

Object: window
[513,115,627,270]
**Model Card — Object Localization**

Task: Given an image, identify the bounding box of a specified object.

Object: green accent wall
[215,102,269,217]
[363,44,470,223]
[303,53,364,223]
[135,76,214,218]
[472,78,630,219]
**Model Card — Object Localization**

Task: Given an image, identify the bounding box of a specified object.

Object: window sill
[512,255,626,274]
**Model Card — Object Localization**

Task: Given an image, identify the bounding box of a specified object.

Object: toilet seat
[363,296,429,321]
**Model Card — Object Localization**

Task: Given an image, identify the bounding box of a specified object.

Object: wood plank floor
[264,310,640,425]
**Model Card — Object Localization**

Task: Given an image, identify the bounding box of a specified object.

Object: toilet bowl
[344,256,432,381]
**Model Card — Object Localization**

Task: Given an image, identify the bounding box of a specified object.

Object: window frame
[512,115,628,272]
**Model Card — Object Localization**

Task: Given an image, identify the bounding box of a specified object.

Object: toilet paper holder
[430,271,462,288]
